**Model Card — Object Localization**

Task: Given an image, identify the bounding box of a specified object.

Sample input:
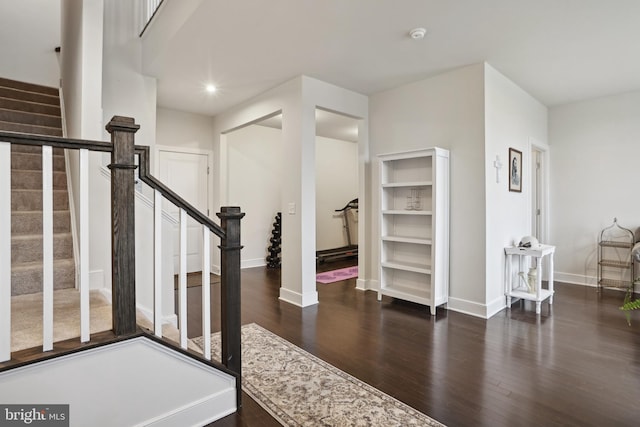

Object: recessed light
[205,84,217,93]
[409,27,427,39]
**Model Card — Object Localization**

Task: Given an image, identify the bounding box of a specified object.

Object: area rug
[316,266,358,284]
[192,323,445,426]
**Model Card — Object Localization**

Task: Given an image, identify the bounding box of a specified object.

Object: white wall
[156,107,214,151]
[60,0,109,293]
[550,90,640,289]
[370,64,487,315]
[316,136,358,251]
[0,0,60,87]
[226,125,282,268]
[484,64,548,316]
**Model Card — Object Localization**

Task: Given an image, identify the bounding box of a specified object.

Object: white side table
[504,244,555,314]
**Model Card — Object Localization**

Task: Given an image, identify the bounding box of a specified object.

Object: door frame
[155,145,214,218]
[528,137,550,245]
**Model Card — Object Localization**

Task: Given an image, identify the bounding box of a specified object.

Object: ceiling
[145,0,640,118]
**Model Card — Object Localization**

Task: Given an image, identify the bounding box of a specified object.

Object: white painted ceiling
[145,0,640,118]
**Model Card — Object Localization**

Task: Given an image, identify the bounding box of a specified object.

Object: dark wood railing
[0,115,244,404]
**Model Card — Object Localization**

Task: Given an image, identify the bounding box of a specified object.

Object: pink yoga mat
[316,266,358,284]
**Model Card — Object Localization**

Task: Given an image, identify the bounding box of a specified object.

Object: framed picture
[508,148,522,192]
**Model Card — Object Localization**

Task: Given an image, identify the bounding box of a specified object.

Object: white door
[158,149,210,273]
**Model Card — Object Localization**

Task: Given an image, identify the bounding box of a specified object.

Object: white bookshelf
[377,148,450,315]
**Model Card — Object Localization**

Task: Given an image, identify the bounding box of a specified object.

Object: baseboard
[356,278,377,292]
[99,288,177,326]
[242,258,266,269]
[447,296,503,319]
[279,287,318,307]
[554,272,597,287]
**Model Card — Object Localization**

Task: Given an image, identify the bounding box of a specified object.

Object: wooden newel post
[106,116,140,336]
[217,206,245,405]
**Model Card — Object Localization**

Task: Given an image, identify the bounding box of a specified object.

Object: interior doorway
[314,108,359,268]
[157,147,211,273]
[530,139,549,244]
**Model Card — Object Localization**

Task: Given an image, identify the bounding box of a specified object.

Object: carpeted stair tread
[0,96,61,116]
[0,120,62,136]
[0,77,59,97]
[11,189,69,211]
[11,210,71,235]
[0,108,62,128]
[11,232,74,264]
[11,151,66,171]
[11,169,68,190]
[0,86,59,106]
[11,259,76,296]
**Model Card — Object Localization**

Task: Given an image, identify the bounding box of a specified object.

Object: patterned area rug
[192,323,445,426]
[316,266,358,284]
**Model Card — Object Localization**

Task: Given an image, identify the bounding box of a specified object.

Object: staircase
[0,77,75,295]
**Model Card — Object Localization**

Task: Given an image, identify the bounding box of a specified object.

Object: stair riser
[0,77,59,96]
[0,108,62,128]
[11,234,73,264]
[0,86,59,106]
[0,97,61,116]
[0,121,62,136]
[11,211,71,235]
[11,170,67,190]
[11,190,69,211]
[11,263,76,296]
[11,152,66,171]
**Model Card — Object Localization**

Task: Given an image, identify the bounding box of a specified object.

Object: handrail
[135,145,225,237]
[0,130,225,239]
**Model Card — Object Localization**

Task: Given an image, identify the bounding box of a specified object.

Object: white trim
[446,296,505,319]
[153,189,163,338]
[178,208,188,349]
[90,269,105,290]
[42,146,54,351]
[79,149,90,342]
[554,272,598,287]
[528,137,551,244]
[241,258,266,269]
[201,227,211,360]
[356,278,376,292]
[0,142,11,362]
[278,287,319,308]
[155,145,214,219]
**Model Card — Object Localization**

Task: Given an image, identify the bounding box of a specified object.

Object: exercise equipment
[266,212,282,268]
[316,199,358,264]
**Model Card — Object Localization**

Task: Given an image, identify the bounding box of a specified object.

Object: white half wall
[0,0,60,87]
[370,64,486,314]
[550,90,640,290]
[484,64,548,316]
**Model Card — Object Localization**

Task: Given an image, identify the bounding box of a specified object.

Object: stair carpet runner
[0,77,75,296]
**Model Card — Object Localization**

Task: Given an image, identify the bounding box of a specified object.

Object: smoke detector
[409,27,427,39]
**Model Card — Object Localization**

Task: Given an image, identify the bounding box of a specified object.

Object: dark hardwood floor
[181,260,640,427]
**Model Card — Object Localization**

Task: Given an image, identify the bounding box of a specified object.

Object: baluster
[79,149,90,342]
[153,189,162,338]
[42,145,53,351]
[201,226,211,360]
[0,142,11,362]
[179,208,188,349]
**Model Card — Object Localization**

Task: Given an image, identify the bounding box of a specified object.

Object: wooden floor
[184,260,640,427]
